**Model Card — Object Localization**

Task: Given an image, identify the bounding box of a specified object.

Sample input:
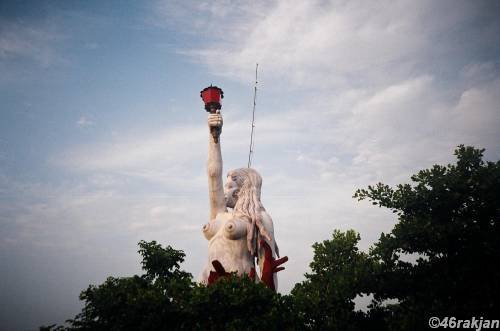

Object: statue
[199,109,288,291]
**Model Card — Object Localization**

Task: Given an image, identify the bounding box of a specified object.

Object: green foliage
[138,240,191,283]
[189,275,297,330]
[45,240,291,330]
[66,241,193,331]
[291,230,375,330]
[355,145,500,328]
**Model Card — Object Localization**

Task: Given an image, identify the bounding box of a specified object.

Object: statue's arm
[207,111,227,220]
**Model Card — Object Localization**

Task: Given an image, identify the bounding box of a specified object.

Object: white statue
[200,110,287,290]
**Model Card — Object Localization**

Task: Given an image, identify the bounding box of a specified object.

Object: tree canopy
[354,145,500,329]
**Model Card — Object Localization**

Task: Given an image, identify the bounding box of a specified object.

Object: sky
[1,0,499,329]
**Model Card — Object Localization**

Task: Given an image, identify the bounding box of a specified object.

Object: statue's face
[224,176,239,208]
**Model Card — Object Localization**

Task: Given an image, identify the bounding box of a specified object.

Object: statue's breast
[203,213,247,241]
[202,213,253,275]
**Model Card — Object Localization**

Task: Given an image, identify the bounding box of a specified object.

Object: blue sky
[1,1,499,329]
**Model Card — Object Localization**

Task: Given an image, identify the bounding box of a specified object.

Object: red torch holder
[200,85,224,143]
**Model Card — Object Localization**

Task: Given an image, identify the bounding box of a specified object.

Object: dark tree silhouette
[355,145,500,329]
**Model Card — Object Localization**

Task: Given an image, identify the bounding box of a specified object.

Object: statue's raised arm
[207,110,227,220]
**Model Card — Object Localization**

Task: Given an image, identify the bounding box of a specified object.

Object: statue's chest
[206,214,249,257]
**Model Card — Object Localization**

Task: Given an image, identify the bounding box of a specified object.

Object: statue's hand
[260,240,288,291]
[207,260,230,285]
[208,111,223,130]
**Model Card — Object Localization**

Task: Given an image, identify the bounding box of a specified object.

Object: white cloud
[160,0,489,90]
[451,78,500,154]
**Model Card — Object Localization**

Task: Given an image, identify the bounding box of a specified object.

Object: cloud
[158,0,497,89]
[0,19,64,68]
[77,116,94,127]
[451,78,500,153]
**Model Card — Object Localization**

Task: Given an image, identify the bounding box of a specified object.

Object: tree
[291,230,375,330]
[354,145,500,329]
[188,275,297,331]
[66,241,193,330]
[42,240,291,330]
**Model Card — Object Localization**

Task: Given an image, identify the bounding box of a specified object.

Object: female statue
[200,110,287,290]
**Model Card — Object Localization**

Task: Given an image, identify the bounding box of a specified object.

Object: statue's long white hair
[228,168,271,256]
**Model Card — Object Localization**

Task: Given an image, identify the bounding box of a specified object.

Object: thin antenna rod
[248,63,258,168]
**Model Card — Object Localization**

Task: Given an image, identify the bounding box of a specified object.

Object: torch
[200,85,224,143]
